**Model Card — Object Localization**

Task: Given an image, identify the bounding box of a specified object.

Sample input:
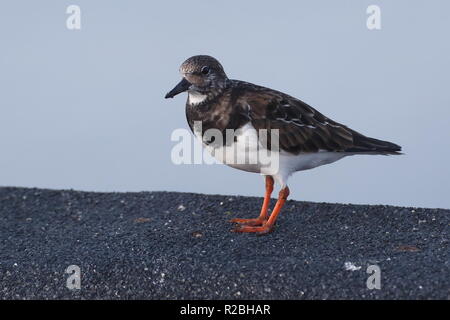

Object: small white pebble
[177,205,186,211]
[344,262,361,271]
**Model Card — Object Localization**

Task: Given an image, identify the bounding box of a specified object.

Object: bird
[165,55,401,234]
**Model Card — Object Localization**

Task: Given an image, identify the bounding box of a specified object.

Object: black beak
[165,78,191,99]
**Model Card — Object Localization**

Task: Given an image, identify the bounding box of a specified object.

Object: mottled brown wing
[239,88,355,154]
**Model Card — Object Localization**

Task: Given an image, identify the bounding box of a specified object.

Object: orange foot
[231,185,289,235]
[232,223,274,235]
[229,218,267,226]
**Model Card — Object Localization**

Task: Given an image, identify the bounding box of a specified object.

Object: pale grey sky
[0,0,449,209]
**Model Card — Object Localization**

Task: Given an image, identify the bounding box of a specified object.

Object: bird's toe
[232,224,274,234]
[229,217,267,226]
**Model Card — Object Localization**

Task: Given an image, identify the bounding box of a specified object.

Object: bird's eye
[201,66,210,75]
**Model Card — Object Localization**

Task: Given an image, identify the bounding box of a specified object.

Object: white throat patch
[188,91,208,106]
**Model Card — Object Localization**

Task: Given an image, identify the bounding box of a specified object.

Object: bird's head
[165,55,228,99]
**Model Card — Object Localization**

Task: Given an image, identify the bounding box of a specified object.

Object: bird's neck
[187,80,230,107]
[188,91,210,106]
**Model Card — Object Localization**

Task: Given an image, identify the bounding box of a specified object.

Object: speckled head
[165,55,228,99]
[180,55,226,77]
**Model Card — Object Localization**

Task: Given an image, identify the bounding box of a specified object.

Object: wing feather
[231,80,401,154]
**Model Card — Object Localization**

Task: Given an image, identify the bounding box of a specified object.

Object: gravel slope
[0,187,449,299]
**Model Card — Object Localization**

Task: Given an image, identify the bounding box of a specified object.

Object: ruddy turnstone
[165,55,401,234]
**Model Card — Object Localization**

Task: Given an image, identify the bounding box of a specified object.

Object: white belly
[279,150,347,172]
[195,123,348,186]
[198,123,271,174]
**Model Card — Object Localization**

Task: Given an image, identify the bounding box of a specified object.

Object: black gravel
[0,187,449,300]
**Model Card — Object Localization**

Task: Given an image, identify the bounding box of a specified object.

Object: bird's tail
[345,133,402,155]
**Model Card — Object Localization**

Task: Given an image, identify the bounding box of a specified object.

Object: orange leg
[230,176,274,226]
[233,186,290,235]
